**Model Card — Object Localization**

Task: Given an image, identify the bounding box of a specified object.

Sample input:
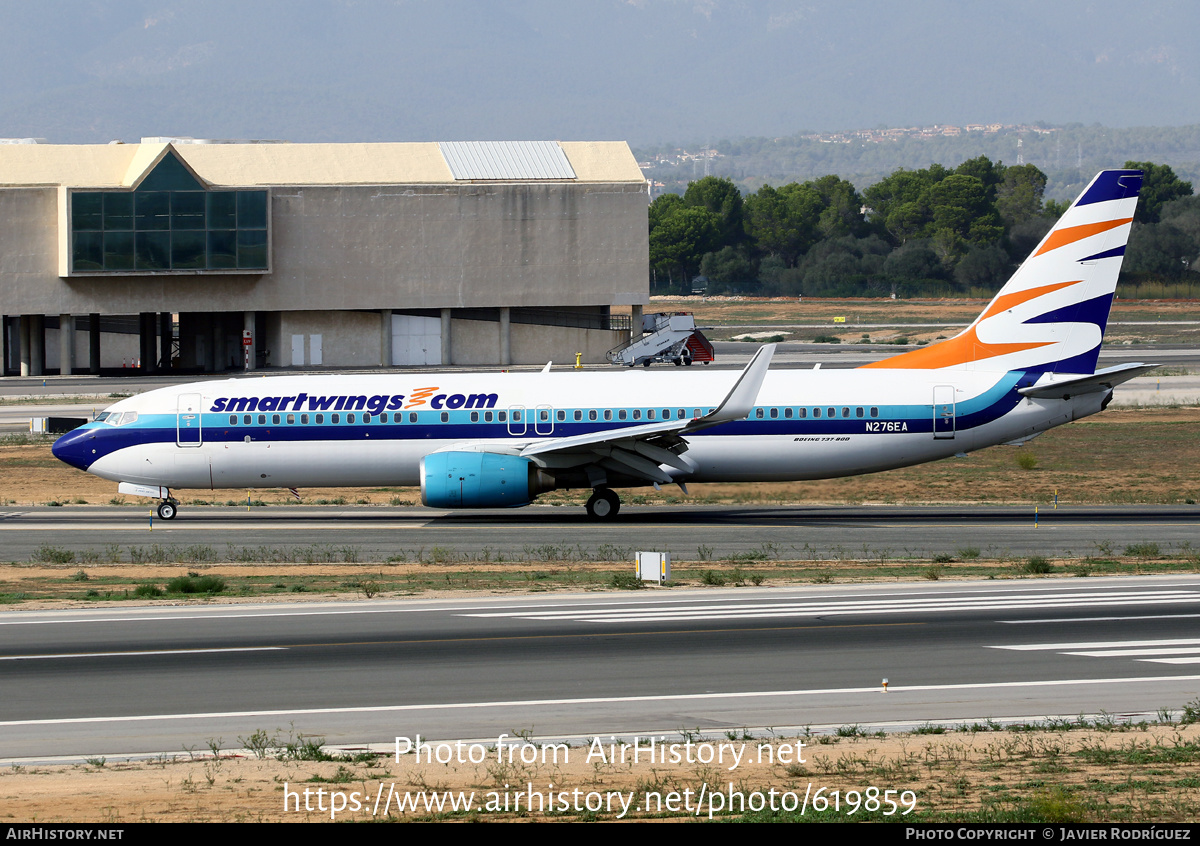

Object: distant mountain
[1,1,1199,146]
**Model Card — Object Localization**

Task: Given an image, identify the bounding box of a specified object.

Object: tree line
[648,158,1199,299]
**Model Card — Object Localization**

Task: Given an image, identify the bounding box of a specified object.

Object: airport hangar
[0,139,649,376]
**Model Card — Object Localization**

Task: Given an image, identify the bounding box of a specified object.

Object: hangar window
[69,150,269,274]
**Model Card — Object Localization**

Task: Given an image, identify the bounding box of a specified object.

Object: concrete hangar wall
[0,138,649,376]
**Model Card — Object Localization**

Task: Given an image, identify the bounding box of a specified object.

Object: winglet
[685,343,775,431]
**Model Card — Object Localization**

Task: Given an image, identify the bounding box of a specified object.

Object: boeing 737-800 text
[52,169,1151,520]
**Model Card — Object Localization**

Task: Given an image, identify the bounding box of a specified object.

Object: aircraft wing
[517,344,775,484]
[435,345,775,486]
[1018,363,1159,399]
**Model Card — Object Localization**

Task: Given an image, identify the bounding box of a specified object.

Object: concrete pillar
[631,304,644,339]
[58,314,74,376]
[19,316,31,377]
[30,315,44,377]
[244,311,256,371]
[88,314,101,375]
[138,313,154,372]
[159,312,173,371]
[499,307,511,366]
[380,309,392,367]
[208,316,220,372]
[440,308,452,367]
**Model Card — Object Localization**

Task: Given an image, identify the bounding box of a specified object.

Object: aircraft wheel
[585,488,621,520]
[157,501,177,521]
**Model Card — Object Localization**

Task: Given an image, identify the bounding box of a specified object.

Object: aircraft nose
[51,426,98,471]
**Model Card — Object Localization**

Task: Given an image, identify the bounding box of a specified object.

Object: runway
[3,576,1200,760]
[2,503,1198,560]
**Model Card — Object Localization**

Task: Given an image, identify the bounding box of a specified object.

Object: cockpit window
[95,412,111,423]
[109,411,138,426]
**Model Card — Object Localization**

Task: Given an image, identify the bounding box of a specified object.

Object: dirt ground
[4,724,1197,822]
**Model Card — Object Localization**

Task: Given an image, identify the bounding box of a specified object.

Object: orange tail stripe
[1033,217,1132,257]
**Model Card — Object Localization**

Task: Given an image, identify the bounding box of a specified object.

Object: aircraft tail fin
[863,169,1143,375]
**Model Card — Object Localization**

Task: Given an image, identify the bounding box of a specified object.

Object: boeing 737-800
[52,169,1151,520]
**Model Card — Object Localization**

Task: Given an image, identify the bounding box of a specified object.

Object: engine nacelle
[420,451,550,508]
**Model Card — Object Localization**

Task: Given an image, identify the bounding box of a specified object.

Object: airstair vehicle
[606,312,715,367]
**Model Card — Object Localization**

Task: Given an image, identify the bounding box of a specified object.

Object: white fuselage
[64,365,1101,493]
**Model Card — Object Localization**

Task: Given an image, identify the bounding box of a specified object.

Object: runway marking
[990,638,1200,665]
[1002,613,1200,624]
[0,647,286,661]
[464,590,1200,623]
[5,675,1199,728]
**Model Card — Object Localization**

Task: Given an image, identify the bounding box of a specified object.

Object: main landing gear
[585,487,621,520]
[156,500,178,520]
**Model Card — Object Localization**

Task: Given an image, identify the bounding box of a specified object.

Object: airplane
[52,169,1153,521]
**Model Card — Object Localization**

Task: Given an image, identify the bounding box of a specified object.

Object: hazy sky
[1,0,1198,145]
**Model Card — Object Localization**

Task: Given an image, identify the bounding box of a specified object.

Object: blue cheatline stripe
[65,372,1035,468]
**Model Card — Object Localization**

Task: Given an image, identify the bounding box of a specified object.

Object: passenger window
[557,410,565,421]
[302,414,309,424]
[363,413,371,423]
[755,408,764,419]
[332,414,340,424]
[316,414,324,424]
[498,411,507,422]
[784,408,793,419]
[603,409,612,421]
[648,409,656,420]
[677,409,685,419]
[286,414,295,424]
[828,407,836,418]
[589,410,597,421]
[440,412,448,422]
[409,412,418,423]
[573,410,582,421]
[770,408,779,419]
[258,414,266,425]
[618,409,627,420]
[244,415,251,425]
[814,408,822,418]
[856,408,864,418]
[633,409,641,420]
[871,407,879,418]
[347,413,356,424]
[842,407,850,418]
[379,413,388,423]
[485,411,493,422]
[229,415,237,425]
[798,408,807,418]
[272,414,281,425]
[471,412,479,422]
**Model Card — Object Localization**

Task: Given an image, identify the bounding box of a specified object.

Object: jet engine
[419,451,555,508]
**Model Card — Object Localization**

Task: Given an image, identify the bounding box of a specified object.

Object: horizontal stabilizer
[1018,363,1159,399]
